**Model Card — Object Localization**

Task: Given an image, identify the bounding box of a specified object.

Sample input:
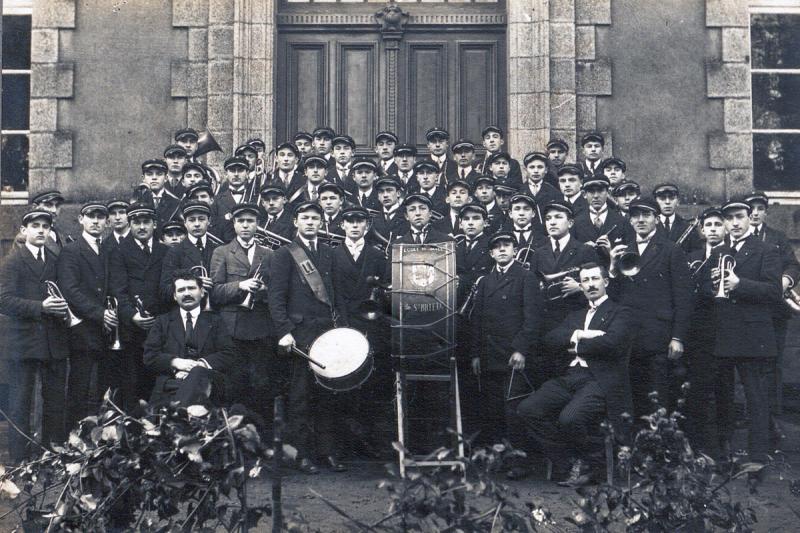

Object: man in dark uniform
[714,199,782,476]
[545,138,569,188]
[468,232,542,456]
[599,156,627,187]
[684,207,728,460]
[294,131,314,159]
[452,139,481,184]
[327,135,357,195]
[267,202,346,473]
[160,220,188,247]
[424,126,458,185]
[289,153,327,209]
[486,151,523,191]
[609,198,693,416]
[175,128,199,159]
[557,164,589,219]
[518,262,633,485]
[331,206,390,454]
[394,143,419,191]
[267,141,304,200]
[504,193,547,267]
[351,158,382,211]
[234,143,264,203]
[109,203,169,408]
[104,199,130,253]
[140,159,181,229]
[371,176,408,247]
[392,193,453,246]
[611,181,640,219]
[160,200,218,305]
[528,201,599,385]
[652,183,702,252]
[0,208,69,462]
[185,181,234,243]
[476,126,523,185]
[164,144,188,197]
[29,190,69,256]
[210,203,275,420]
[215,156,251,220]
[259,184,295,241]
[434,178,473,238]
[522,151,561,208]
[318,182,347,238]
[746,191,800,443]
[57,202,118,428]
[375,131,399,176]
[579,132,605,178]
[415,160,449,217]
[472,175,505,236]
[572,175,634,267]
[144,270,236,407]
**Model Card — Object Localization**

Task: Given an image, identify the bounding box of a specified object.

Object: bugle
[44,280,82,327]
[255,225,292,250]
[457,275,484,319]
[193,130,223,159]
[616,247,641,277]
[240,258,265,310]
[191,266,213,311]
[134,295,153,319]
[356,276,391,321]
[539,267,581,301]
[676,217,700,245]
[317,229,345,247]
[714,254,736,299]
[515,243,534,270]
[105,297,123,351]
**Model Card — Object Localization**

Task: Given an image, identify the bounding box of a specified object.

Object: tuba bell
[193,130,223,159]
[617,250,641,277]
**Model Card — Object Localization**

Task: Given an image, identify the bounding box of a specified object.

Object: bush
[0,394,273,532]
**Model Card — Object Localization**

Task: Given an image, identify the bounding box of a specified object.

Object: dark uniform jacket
[757,224,800,319]
[572,209,634,267]
[261,208,296,241]
[563,194,589,219]
[153,191,182,229]
[522,181,561,208]
[433,210,464,238]
[353,188,382,212]
[455,232,494,306]
[423,155,459,185]
[610,231,693,354]
[331,242,387,327]
[143,309,236,399]
[160,236,219,304]
[57,236,110,350]
[109,236,170,341]
[326,167,357,198]
[469,262,543,371]
[210,240,273,340]
[266,169,305,201]
[419,186,449,218]
[544,298,634,427]
[371,207,408,246]
[714,235,782,359]
[266,238,336,349]
[477,153,523,186]
[659,214,703,253]
[0,246,69,360]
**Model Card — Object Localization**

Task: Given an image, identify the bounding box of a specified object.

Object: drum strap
[288,243,332,307]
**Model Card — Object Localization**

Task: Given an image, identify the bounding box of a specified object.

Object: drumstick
[290,346,327,369]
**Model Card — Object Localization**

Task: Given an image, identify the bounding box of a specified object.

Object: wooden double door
[276,12,507,153]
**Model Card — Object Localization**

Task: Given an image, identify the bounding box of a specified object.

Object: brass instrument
[191,266,213,311]
[714,254,737,299]
[44,280,82,327]
[616,248,641,277]
[594,224,621,250]
[240,258,265,310]
[676,217,700,245]
[457,275,484,319]
[193,130,223,159]
[784,284,800,313]
[430,209,445,222]
[134,295,152,319]
[515,243,535,270]
[206,231,225,246]
[105,297,122,351]
[539,267,581,301]
[317,229,345,247]
[357,276,391,321]
[255,225,292,250]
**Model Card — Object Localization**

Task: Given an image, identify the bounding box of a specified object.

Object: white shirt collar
[113,229,130,241]
[432,154,446,165]
[485,200,496,211]
[25,242,43,259]
[82,232,101,252]
[236,236,255,249]
[183,305,201,322]
[552,233,571,250]
[346,237,365,249]
[299,235,317,249]
[588,294,608,310]
[661,214,675,224]
[565,192,581,203]
[496,262,512,275]
[187,234,207,247]
[637,229,658,243]
[358,187,373,198]
[382,158,395,169]
[269,209,284,221]
[135,236,154,251]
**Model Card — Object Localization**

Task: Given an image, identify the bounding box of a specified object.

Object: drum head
[308,328,370,379]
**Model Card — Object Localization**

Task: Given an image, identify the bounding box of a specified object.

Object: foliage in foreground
[0,394,273,532]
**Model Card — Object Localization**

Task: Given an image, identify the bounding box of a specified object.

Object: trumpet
[133,295,152,319]
[714,254,737,299]
[241,258,265,310]
[515,243,535,270]
[676,217,700,245]
[191,265,212,311]
[539,267,581,301]
[105,297,123,351]
[317,229,345,247]
[457,275,484,319]
[44,280,82,327]
[593,225,621,250]
[255,225,292,250]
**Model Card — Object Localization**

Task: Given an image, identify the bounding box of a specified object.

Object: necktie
[95,238,102,253]
[361,193,368,206]
[402,172,408,182]
[196,238,204,254]
[414,232,423,244]
[37,247,44,263]
[311,187,318,201]
[309,240,317,253]
[460,168,467,180]
[142,243,150,257]
[593,215,603,230]
[753,226,760,238]
[466,239,476,251]
[266,216,274,228]
[553,239,561,259]
[153,197,160,209]
[663,217,671,233]
[185,312,195,346]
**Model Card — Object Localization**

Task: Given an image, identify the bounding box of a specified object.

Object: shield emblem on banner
[410,263,435,288]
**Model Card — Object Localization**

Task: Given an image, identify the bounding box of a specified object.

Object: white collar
[383,204,400,215]
[236,236,255,249]
[187,234,207,246]
[495,262,513,274]
[552,233,571,249]
[637,229,658,243]
[565,192,581,203]
[358,187,374,198]
[485,200,496,211]
[135,237,154,250]
[151,189,164,199]
[82,232,101,249]
[183,305,202,321]
[661,213,675,223]
[25,242,44,259]
[588,295,608,310]
[114,229,130,241]
[299,235,317,249]
[422,186,437,196]
[514,224,532,233]
[269,209,284,220]
[382,158,395,168]
[346,237,365,248]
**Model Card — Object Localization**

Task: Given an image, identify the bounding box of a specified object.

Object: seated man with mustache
[144,269,235,407]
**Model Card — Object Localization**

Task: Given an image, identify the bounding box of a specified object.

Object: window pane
[752,73,800,129]
[2,15,31,70]
[753,133,800,191]
[751,14,800,69]
[1,134,29,192]
[1,74,30,130]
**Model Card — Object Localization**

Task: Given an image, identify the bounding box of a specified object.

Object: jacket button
[502,296,507,300]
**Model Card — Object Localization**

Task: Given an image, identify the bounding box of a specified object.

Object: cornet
[240,258,265,310]
[714,254,737,299]
[105,297,123,351]
[539,267,581,301]
[191,265,212,311]
[44,280,82,328]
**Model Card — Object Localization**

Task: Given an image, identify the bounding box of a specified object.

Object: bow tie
[230,187,245,194]
[636,237,651,245]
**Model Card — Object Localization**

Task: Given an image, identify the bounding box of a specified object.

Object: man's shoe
[324,456,348,472]
[557,459,588,487]
[296,458,320,475]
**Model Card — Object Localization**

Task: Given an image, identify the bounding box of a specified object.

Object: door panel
[337,43,379,147]
[406,43,447,149]
[458,42,498,140]
[283,44,328,136]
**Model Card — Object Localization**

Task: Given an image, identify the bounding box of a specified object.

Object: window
[750,1,800,197]
[1,1,32,197]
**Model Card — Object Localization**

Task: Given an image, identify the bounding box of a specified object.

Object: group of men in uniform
[1,125,797,488]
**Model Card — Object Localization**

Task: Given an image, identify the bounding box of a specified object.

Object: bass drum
[307,328,373,392]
